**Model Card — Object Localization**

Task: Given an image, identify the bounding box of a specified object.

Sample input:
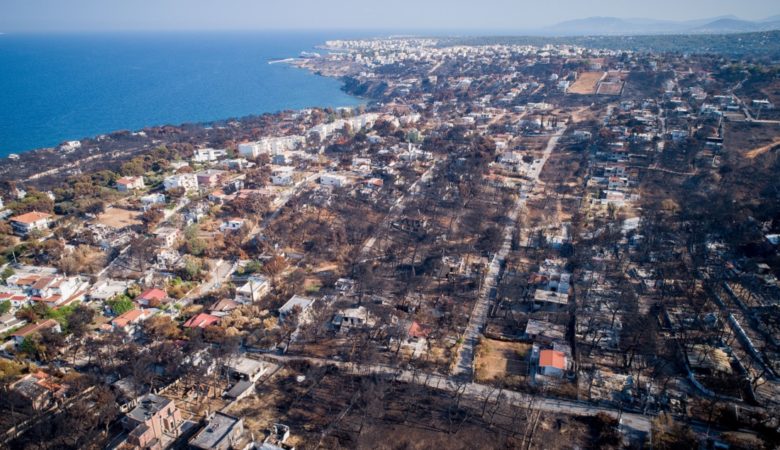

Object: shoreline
[0,50,368,187]
[0,33,364,159]
[1,54,363,158]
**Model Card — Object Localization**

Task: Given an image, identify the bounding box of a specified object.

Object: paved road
[452,127,565,378]
[259,352,652,434]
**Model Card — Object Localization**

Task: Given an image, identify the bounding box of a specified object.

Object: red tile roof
[12,319,59,338]
[31,276,55,290]
[31,294,61,304]
[0,293,28,302]
[116,177,141,185]
[139,288,167,302]
[183,313,220,329]
[408,321,430,339]
[10,211,52,224]
[112,309,146,328]
[539,349,566,370]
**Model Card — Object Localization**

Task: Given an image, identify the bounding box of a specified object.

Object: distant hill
[539,15,780,36]
[689,18,780,33]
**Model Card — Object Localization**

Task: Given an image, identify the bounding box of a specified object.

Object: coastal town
[0,36,779,449]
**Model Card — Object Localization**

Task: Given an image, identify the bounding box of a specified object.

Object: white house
[12,319,61,345]
[279,295,315,323]
[332,306,374,332]
[320,173,348,188]
[220,217,247,232]
[140,193,166,211]
[192,148,227,163]
[225,357,269,383]
[9,211,53,236]
[163,173,199,192]
[153,227,180,248]
[271,167,295,186]
[59,141,81,152]
[235,275,270,304]
[28,275,84,306]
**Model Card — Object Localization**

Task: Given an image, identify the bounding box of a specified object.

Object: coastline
[0,50,368,188]
[0,32,364,158]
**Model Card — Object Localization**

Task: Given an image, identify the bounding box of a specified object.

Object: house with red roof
[29,275,85,306]
[183,313,221,329]
[9,211,52,236]
[0,292,30,309]
[137,288,168,307]
[109,309,152,334]
[12,319,61,345]
[115,176,145,192]
[538,349,567,378]
[4,272,87,307]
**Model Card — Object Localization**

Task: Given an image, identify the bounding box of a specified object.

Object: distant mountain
[539,15,780,36]
[690,18,780,33]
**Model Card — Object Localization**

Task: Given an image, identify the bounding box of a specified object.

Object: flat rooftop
[126,394,171,423]
[190,412,241,449]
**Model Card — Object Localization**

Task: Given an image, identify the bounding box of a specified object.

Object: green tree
[0,300,10,315]
[19,333,45,360]
[180,256,207,282]
[107,295,134,315]
[120,158,145,177]
[0,266,15,283]
[183,225,206,256]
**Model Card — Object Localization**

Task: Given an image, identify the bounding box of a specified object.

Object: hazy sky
[1,0,778,32]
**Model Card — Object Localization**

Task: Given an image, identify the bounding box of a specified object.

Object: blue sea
[0,31,367,156]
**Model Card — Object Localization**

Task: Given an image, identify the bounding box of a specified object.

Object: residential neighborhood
[0,33,778,450]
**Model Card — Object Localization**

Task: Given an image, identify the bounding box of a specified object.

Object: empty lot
[95,207,142,229]
[567,72,604,95]
[475,338,532,384]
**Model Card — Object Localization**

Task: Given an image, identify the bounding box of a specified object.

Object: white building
[538,349,567,377]
[5,269,88,307]
[308,113,379,142]
[163,173,199,192]
[271,167,295,186]
[235,275,270,304]
[220,217,247,232]
[238,136,305,158]
[332,306,374,332]
[237,142,263,158]
[320,173,348,188]
[279,295,315,323]
[153,227,180,248]
[192,148,227,163]
[59,141,81,152]
[9,211,52,236]
[140,193,166,211]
